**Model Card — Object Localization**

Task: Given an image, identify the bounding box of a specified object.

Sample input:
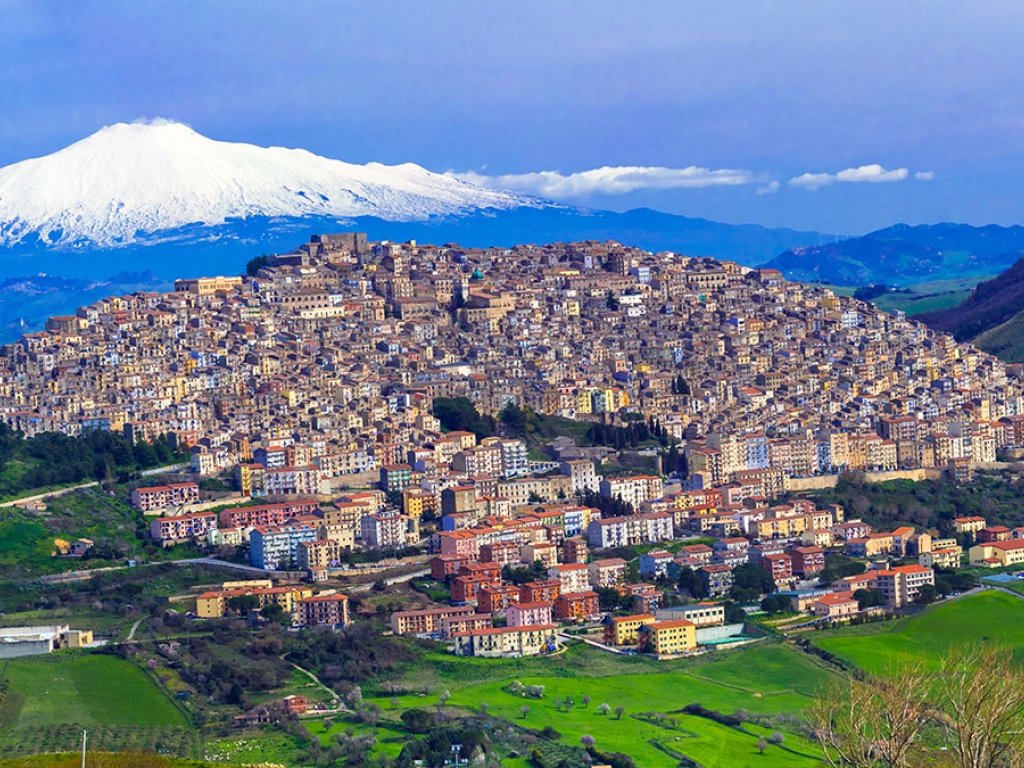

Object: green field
[1,654,187,728]
[0,653,195,758]
[352,642,835,768]
[872,289,971,315]
[813,590,1024,672]
[821,275,988,317]
[0,755,215,768]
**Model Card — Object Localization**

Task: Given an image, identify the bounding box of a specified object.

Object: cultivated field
[0,654,194,758]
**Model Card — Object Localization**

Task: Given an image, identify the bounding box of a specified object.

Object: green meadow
[353,642,836,768]
[1,654,187,728]
[812,590,1024,672]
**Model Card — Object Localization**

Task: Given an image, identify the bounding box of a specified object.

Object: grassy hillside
[811,590,1024,673]
[918,254,1024,345]
[972,311,1024,362]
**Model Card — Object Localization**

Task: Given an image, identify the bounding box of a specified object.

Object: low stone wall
[785,467,945,492]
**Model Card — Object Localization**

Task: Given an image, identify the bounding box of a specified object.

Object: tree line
[0,423,184,497]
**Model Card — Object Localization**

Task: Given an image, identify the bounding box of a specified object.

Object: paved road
[559,631,628,655]
[38,555,282,584]
[125,618,144,642]
[282,653,347,708]
[347,567,430,593]
[0,463,187,509]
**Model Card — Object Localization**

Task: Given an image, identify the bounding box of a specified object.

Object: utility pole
[81,729,87,768]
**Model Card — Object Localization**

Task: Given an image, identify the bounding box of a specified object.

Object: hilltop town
[0,232,1019,646]
[4,232,1019,473]
[4,232,1024,766]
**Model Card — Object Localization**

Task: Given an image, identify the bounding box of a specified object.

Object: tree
[808,655,933,768]
[400,708,432,733]
[582,694,591,708]
[246,255,270,275]
[581,735,596,748]
[732,563,775,596]
[520,705,530,719]
[499,403,529,437]
[760,594,791,615]
[677,566,705,598]
[806,647,1024,765]
[937,644,1024,768]
[596,702,611,715]
[260,602,286,624]
[226,594,260,615]
[756,737,768,755]
[768,732,785,746]
[853,588,887,610]
[614,705,624,720]
[723,600,748,624]
[915,583,938,605]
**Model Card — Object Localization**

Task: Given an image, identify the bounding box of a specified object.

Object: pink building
[507,601,553,628]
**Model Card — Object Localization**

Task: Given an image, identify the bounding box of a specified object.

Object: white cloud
[450,165,764,198]
[756,180,781,195]
[915,170,936,181]
[789,164,909,190]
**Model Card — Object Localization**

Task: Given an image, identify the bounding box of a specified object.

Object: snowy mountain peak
[0,120,535,247]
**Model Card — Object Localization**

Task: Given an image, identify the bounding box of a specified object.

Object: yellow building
[970,540,1024,568]
[402,488,438,519]
[603,613,655,646]
[576,389,594,414]
[639,619,697,655]
[174,276,243,295]
[195,585,314,619]
[953,516,987,535]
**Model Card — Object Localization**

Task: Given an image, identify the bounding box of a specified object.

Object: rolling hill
[762,223,1024,286]
[917,253,1024,360]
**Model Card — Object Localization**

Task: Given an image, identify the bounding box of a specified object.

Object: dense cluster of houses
[7,231,1020,662]
[4,232,1024,519]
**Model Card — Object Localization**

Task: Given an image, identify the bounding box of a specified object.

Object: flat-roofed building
[638,619,696,655]
[391,605,476,635]
[452,624,559,658]
[603,613,656,646]
[296,594,350,628]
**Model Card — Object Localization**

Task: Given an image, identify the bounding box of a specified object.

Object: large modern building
[0,625,94,659]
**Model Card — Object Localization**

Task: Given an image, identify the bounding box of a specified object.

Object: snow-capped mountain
[0,120,537,247]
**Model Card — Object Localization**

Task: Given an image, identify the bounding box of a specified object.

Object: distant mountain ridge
[0,120,827,279]
[0,120,538,249]
[762,223,1024,285]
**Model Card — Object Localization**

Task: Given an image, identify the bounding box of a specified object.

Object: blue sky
[2,0,1022,233]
